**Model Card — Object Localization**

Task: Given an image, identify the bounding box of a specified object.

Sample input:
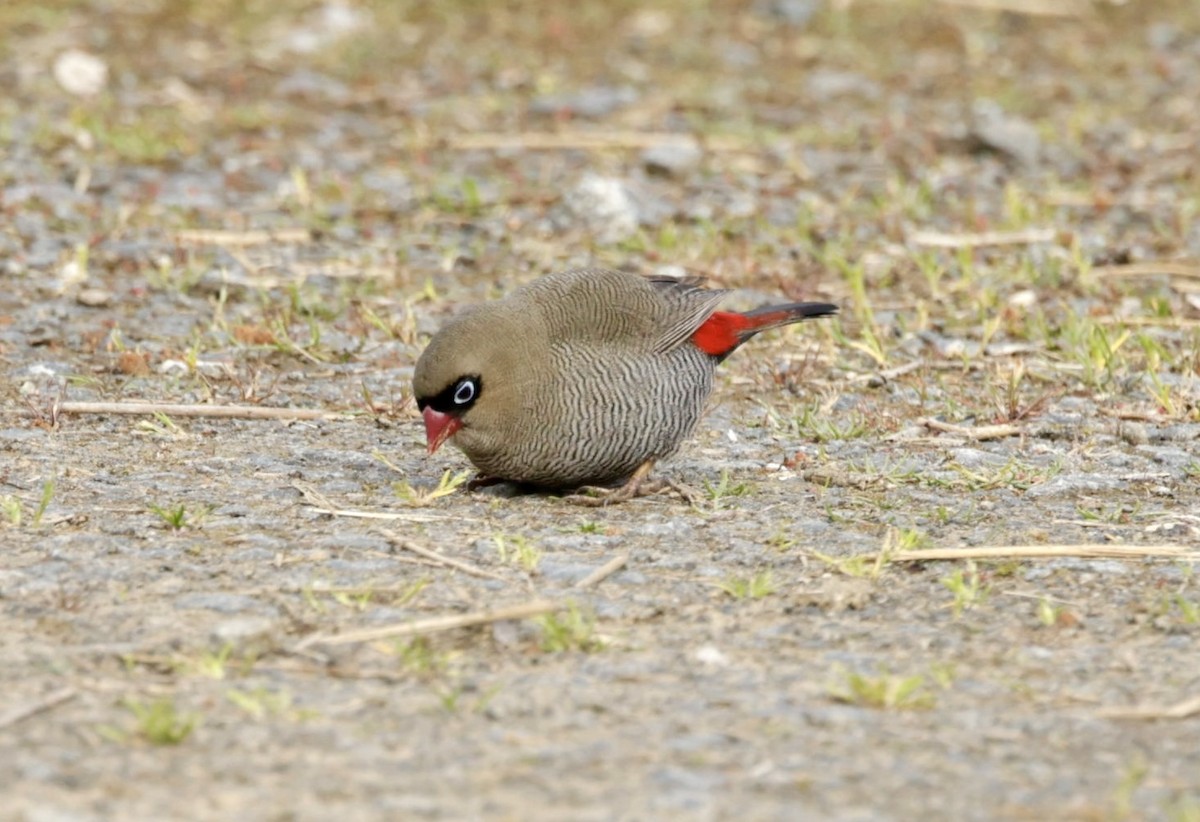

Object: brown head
[412,304,537,456]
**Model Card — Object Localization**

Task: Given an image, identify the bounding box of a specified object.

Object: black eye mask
[418,375,482,414]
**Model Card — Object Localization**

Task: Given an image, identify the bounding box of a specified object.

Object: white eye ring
[453,379,476,405]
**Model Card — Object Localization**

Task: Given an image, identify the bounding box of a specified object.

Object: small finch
[413,268,836,498]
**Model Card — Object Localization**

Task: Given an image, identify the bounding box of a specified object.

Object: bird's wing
[647,277,729,353]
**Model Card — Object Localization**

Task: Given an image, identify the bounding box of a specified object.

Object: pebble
[1024,473,1126,498]
[642,139,702,177]
[53,50,108,96]
[970,99,1041,166]
[757,0,822,26]
[174,593,276,614]
[806,70,880,102]
[568,174,639,242]
[1116,422,1149,446]
[211,616,275,646]
[75,287,112,308]
[530,85,637,118]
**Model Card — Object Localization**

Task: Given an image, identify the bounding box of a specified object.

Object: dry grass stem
[936,0,1089,16]
[574,554,629,590]
[295,600,562,648]
[174,228,312,246]
[0,688,77,730]
[407,131,746,153]
[1091,262,1200,281]
[889,545,1200,562]
[55,402,338,420]
[921,418,1022,440]
[383,531,509,581]
[908,228,1056,248]
[293,483,457,524]
[1099,694,1200,721]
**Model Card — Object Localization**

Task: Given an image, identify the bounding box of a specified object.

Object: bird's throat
[422,407,463,454]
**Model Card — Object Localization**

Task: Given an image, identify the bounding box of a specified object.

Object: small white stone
[53,50,108,96]
[694,645,729,667]
[76,287,112,307]
[1008,289,1037,309]
[159,359,190,375]
[59,260,85,286]
[569,174,638,242]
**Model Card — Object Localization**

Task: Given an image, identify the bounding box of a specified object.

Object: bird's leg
[566,461,693,506]
[465,473,506,492]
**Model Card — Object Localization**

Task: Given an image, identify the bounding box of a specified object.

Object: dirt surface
[3,1,1200,819]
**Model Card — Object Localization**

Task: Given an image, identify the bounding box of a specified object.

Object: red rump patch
[690,312,753,356]
[691,309,800,356]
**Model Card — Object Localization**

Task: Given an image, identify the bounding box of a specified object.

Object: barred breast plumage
[412,268,836,489]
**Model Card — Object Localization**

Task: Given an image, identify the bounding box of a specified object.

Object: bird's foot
[641,477,700,506]
[565,462,694,506]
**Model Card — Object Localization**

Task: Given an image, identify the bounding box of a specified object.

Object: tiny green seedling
[191,644,234,679]
[149,502,190,530]
[1110,754,1150,821]
[1158,593,1200,625]
[941,561,989,617]
[1163,793,1200,822]
[538,604,604,653]
[493,533,541,573]
[1,495,23,526]
[226,687,298,720]
[828,667,935,710]
[391,637,453,679]
[111,697,199,746]
[391,468,470,506]
[891,528,927,552]
[1037,598,1063,627]
[332,589,374,611]
[703,469,752,504]
[718,569,776,600]
[810,527,905,580]
[32,479,55,527]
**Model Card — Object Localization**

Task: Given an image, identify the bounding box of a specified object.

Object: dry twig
[935,0,1089,16]
[1091,262,1200,281]
[174,228,312,246]
[382,530,509,581]
[295,600,561,649]
[55,402,338,420]
[0,687,77,730]
[574,555,629,590]
[921,418,1022,441]
[407,131,739,153]
[1099,694,1200,721]
[887,545,1200,563]
[909,228,1056,248]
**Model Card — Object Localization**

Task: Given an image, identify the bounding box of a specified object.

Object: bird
[412,267,837,501]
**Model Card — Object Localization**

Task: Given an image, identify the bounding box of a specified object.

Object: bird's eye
[453,378,476,405]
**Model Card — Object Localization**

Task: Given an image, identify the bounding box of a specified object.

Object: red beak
[422,407,463,454]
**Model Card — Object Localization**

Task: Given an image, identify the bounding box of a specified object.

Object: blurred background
[4,0,1197,286]
[2,0,1199,382]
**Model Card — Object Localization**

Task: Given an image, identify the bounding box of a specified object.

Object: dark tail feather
[741,302,839,333]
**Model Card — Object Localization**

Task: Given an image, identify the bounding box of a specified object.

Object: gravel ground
[3,1,1200,819]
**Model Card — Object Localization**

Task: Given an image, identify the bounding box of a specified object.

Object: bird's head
[412,305,530,455]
